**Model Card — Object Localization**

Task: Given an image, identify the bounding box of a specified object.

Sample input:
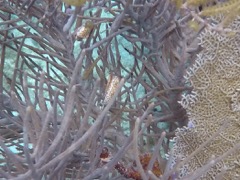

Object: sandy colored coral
[185,0,240,27]
[172,16,240,179]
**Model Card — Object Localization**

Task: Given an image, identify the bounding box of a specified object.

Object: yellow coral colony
[186,0,240,27]
[62,0,87,6]
[172,17,240,179]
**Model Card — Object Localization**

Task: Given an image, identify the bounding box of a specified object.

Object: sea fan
[0,0,200,179]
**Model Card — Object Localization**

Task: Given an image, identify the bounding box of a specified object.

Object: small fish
[75,20,94,40]
[103,75,120,104]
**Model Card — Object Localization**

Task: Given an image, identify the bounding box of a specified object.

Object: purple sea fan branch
[22,106,39,179]
[75,79,100,139]
[34,85,77,169]
[83,102,155,180]
[38,78,125,173]
[32,107,53,160]
[0,138,25,173]
[133,117,148,180]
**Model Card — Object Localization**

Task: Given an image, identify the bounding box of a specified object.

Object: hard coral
[172,16,240,179]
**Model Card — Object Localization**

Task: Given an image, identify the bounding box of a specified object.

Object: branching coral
[0,0,199,179]
[171,16,240,179]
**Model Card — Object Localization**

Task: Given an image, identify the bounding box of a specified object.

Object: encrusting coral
[171,16,240,179]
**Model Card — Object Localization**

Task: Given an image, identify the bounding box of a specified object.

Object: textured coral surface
[173,17,240,179]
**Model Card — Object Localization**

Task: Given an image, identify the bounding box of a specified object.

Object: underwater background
[0,0,240,179]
